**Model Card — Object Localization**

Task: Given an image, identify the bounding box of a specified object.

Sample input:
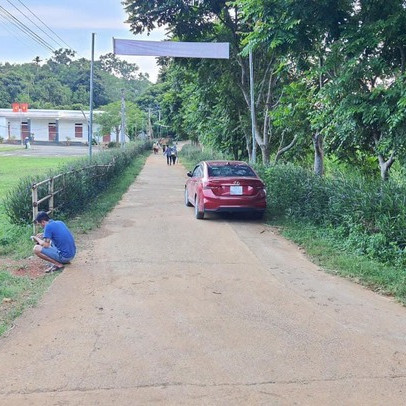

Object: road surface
[0,143,99,157]
[0,152,405,405]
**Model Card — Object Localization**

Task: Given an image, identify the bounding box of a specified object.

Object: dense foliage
[4,141,151,225]
[0,49,151,110]
[257,164,406,267]
[124,0,406,180]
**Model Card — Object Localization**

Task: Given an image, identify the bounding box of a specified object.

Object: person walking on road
[171,144,178,165]
[32,211,76,273]
[164,145,172,165]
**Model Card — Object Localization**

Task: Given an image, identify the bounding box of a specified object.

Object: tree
[235,0,354,174]
[99,53,140,80]
[326,1,406,180]
[123,0,282,163]
[95,101,146,142]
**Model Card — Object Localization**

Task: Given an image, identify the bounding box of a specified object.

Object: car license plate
[230,185,243,195]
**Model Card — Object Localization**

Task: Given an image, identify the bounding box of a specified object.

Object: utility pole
[148,107,152,139]
[249,50,256,164]
[89,33,95,158]
[158,109,161,138]
[120,88,125,147]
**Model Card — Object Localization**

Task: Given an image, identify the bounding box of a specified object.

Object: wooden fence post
[49,177,54,214]
[32,184,38,234]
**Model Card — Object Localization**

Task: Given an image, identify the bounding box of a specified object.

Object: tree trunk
[241,121,252,162]
[236,54,274,166]
[274,134,298,164]
[374,132,395,181]
[313,132,324,176]
[378,153,395,181]
[260,142,270,165]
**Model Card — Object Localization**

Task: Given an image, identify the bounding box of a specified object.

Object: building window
[75,123,83,138]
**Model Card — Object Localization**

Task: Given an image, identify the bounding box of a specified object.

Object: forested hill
[0,49,151,110]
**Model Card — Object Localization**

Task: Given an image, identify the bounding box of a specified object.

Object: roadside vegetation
[180,145,406,305]
[0,144,150,336]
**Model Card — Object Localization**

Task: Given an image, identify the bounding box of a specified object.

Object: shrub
[3,141,151,225]
[256,163,406,266]
[180,144,232,169]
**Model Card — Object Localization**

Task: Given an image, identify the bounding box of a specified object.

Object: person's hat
[34,211,50,223]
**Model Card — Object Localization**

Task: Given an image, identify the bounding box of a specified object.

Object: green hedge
[256,163,406,267]
[180,144,231,167]
[4,141,152,225]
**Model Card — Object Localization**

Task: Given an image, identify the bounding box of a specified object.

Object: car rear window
[208,164,256,177]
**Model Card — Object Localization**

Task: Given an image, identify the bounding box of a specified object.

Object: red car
[185,160,267,219]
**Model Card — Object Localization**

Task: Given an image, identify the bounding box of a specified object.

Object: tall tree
[123,0,283,163]
[235,0,353,174]
[316,0,406,180]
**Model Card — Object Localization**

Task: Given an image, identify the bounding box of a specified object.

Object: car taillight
[256,186,266,195]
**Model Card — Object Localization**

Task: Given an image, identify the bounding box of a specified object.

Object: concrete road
[0,153,406,405]
[0,144,99,157]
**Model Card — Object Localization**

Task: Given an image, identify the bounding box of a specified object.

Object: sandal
[45,265,64,273]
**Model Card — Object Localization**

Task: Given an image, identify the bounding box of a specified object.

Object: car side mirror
[187,171,193,177]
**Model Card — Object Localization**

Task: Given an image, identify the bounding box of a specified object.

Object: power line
[4,0,63,49]
[13,0,75,51]
[0,5,55,52]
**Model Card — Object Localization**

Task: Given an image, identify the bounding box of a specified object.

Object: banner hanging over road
[113,39,229,59]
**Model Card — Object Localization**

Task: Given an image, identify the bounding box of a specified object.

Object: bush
[3,141,152,225]
[180,145,406,267]
[256,163,406,266]
[180,144,232,169]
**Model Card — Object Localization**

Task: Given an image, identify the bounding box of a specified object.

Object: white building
[0,108,113,144]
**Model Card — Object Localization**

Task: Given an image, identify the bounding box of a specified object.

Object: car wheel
[184,188,192,207]
[194,195,204,219]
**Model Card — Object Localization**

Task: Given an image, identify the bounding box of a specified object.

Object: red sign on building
[11,103,29,112]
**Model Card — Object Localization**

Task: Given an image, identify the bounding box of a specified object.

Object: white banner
[113,39,229,59]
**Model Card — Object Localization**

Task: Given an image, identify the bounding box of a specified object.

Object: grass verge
[0,271,55,336]
[0,151,150,336]
[0,156,79,258]
[278,221,406,305]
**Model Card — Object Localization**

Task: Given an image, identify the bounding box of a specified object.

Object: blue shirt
[44,220,76,259]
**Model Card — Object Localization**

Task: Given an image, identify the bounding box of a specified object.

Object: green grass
[0,156,79,258]
[0,156,77,195]
[0,271,55,336]
[0,151,150,336]
[278,221,406,305]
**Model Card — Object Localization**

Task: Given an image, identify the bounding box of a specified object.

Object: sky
[0,0,167,82]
